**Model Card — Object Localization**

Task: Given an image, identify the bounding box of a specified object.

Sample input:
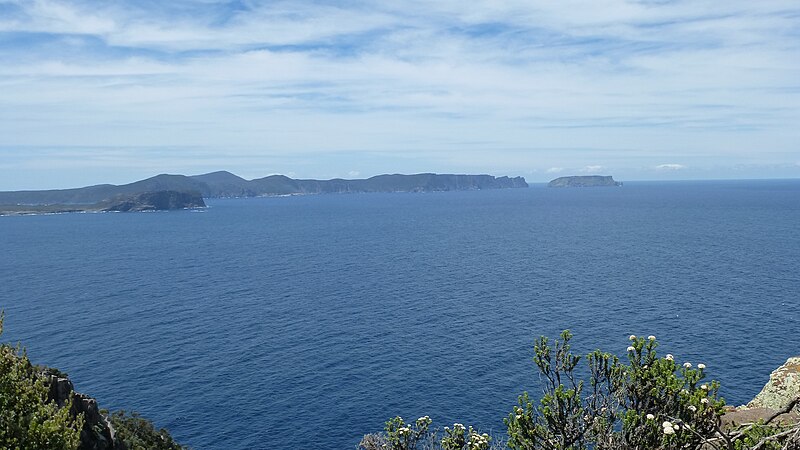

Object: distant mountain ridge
[0,172,528,205]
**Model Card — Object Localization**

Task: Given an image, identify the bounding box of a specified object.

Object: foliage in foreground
[0,313,83,450]
[109,410,187,450]
[361,331,800,450]
[359,415,504,450]
[1,312,187,450]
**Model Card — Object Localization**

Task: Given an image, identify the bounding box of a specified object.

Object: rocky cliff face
[101,190,206,212]
[723,356,800,427]
[748,357,800,411]
[548,175,621,187]
[46,373,120,450]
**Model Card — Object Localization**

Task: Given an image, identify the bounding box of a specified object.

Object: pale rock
[748,356,800,411]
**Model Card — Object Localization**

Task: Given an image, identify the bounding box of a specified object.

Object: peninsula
[0,172,529,208]
[548,175,622,187]
[0,191,206,216]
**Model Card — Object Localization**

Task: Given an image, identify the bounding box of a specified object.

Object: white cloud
[655,163,686,171]
[0,0,117,35]
[0,0,799,188]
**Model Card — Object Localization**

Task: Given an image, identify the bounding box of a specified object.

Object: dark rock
[45,374,118,450]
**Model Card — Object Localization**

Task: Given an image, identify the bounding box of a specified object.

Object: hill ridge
[0,172,528,205]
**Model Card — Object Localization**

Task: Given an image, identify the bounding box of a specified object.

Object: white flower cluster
[397,426,411,435]
[468,432,490,449]
[662,420,680,435]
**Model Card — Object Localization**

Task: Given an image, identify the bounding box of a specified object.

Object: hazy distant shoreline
[0,172,528,206]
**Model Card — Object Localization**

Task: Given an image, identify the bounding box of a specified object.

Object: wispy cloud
[0,0,799,188]
[655,163,686,171]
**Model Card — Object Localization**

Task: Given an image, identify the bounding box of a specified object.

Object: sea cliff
[548,175,622,187]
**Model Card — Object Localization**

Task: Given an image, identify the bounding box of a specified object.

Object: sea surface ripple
[1,180,799,449]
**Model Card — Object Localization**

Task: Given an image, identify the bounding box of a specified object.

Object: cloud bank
[0,0,799,188]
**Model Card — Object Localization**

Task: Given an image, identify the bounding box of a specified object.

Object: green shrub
[359,416,499,450]
[0,312,83,450]
[108,410,186,450]
[365,331,800,450]
[1,312,187,450]
[505,331,727,450]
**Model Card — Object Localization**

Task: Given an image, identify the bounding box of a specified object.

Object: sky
[1,0,799,190]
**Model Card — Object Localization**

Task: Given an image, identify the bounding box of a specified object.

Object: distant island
[0,172,528,214]
[548,175,622,187]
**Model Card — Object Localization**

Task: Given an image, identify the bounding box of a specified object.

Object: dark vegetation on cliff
[0,313,187,450]
[0,172,528,206]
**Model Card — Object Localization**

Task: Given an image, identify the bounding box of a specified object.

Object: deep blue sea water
[2,180,799,449]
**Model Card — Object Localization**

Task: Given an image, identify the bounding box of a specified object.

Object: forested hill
[0,172,528,205]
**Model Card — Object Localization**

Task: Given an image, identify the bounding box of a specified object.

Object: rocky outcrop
[548,175,622,187]
[748,357,800,411]
[101,190,205,212]
[722,406,800,428]
[45,373,120,450]
[723,356,800,427]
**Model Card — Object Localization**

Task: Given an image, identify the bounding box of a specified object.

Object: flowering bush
[385,415,433,450]
[359,416,499,450]
[441,423,491,450]
[363,331,799,450]
[505,331,799,450]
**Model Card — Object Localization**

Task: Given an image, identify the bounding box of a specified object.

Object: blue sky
[1,0,799,189]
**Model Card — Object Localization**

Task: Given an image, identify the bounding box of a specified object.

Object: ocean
[2,179,799,449]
